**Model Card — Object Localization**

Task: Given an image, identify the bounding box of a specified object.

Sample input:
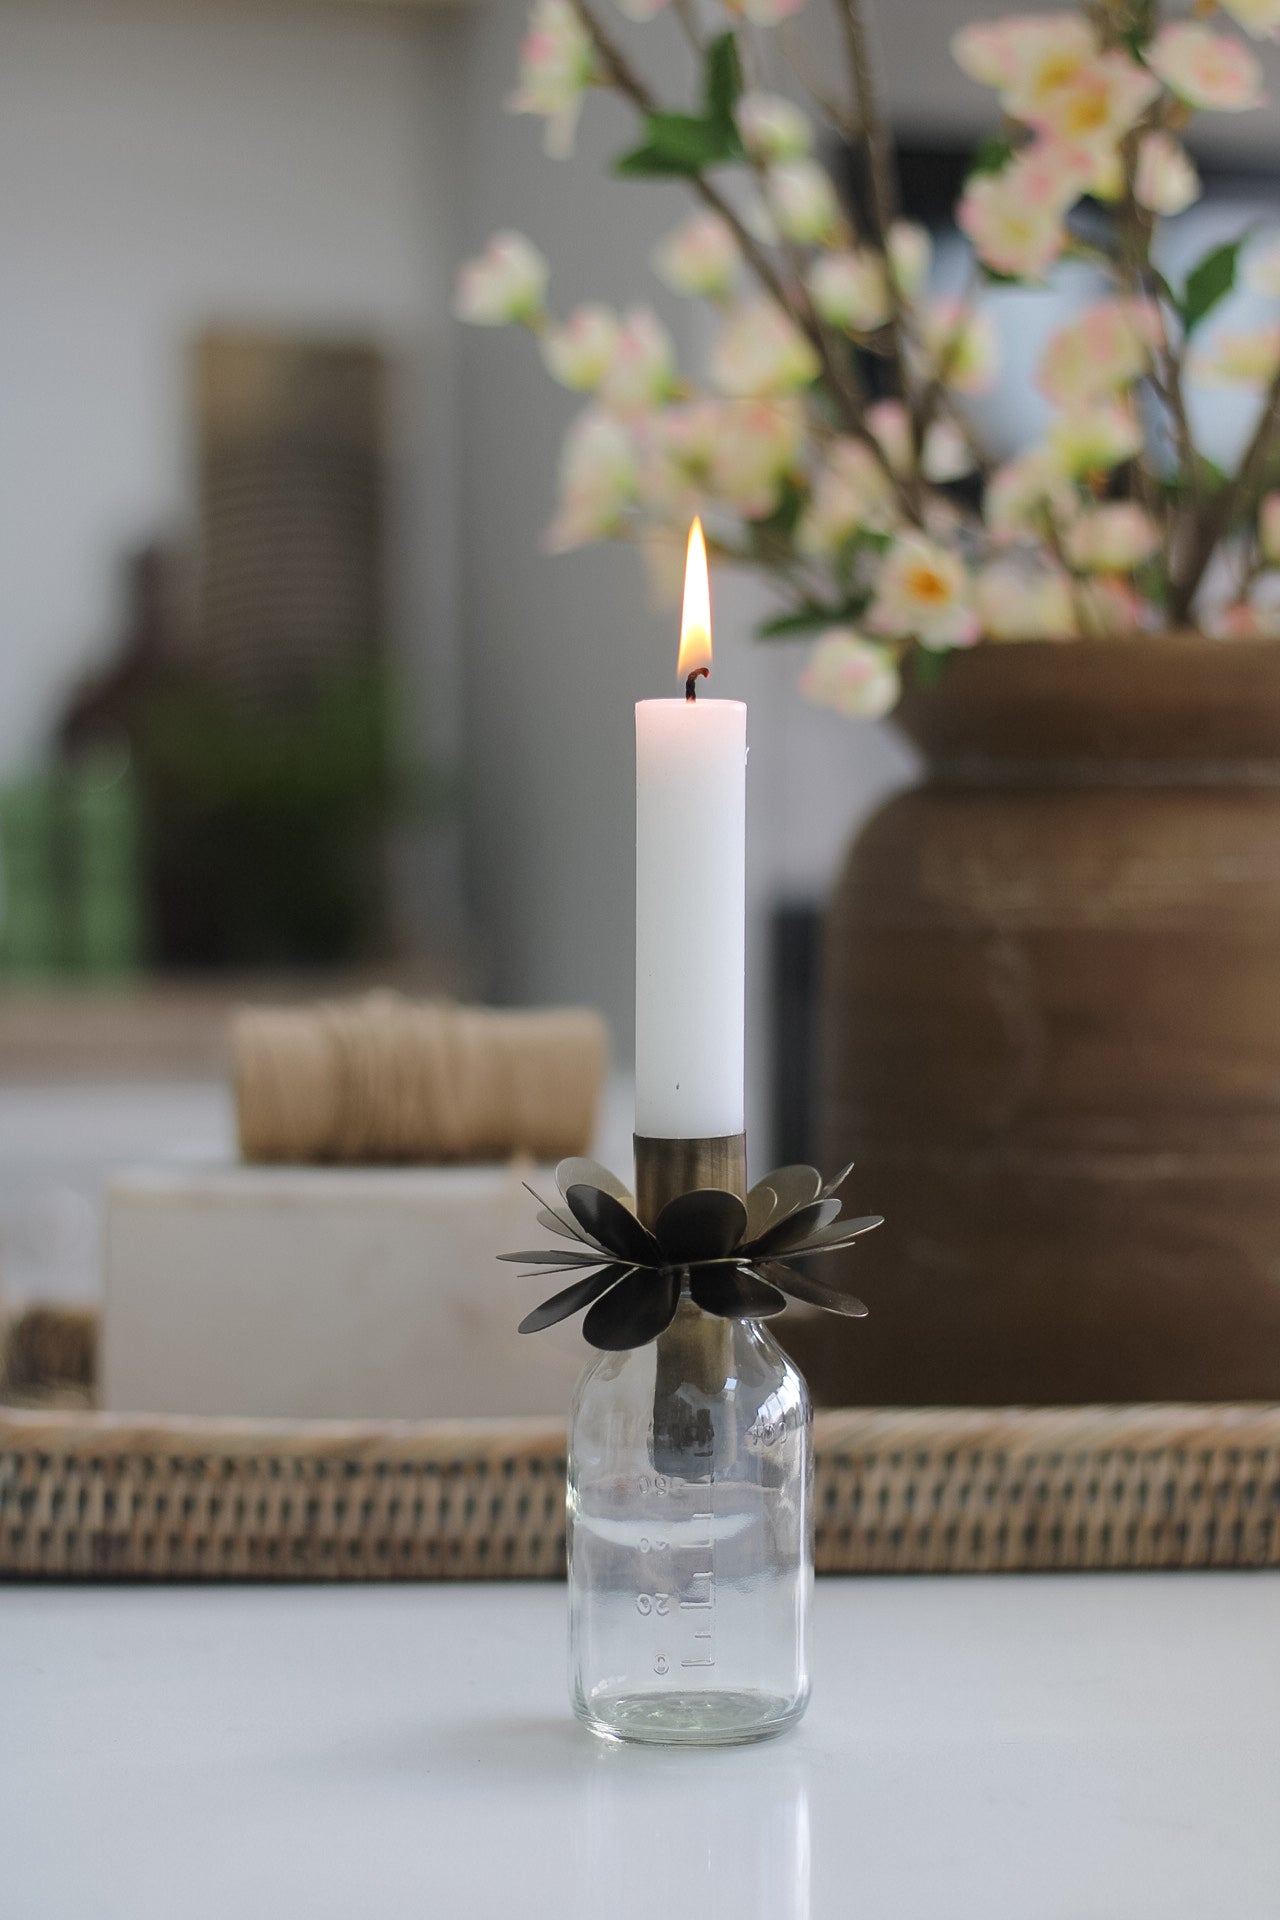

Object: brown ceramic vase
[793,633,1280,1406]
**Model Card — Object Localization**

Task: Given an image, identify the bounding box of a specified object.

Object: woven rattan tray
[3,1402,1278,1580]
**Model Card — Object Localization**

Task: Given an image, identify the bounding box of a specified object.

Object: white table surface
[5,1574,1279,1920]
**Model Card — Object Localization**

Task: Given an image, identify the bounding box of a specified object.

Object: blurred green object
[0,756,142,978]
[134,668,413,968]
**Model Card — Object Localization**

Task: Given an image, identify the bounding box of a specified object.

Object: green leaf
[703,32,742,131]
[614,109,742,178]
[911,647,952,689]
[970,135,1016,177]
[757,603,862,638]
[1179,236,1246,337]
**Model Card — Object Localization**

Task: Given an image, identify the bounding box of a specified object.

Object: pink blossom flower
[638,401,719,522]
[1219,0,1280,42]
[546,409,638,551]
[765,159,841,245]
[1191,325,1280,386]
[653,213,739,299]
[920,298,998,394]
[798,438,899,553]
[1048,400,1144,476]
[598,309,677,416]
[1024,50,1159,157]
[641,397,804,521]
[1146,22,1265,113]
[1036,299,1160,405]
[800,632,901,719]
[541,304,620,390]
[984,446,1078,543]
[958,142,1093,278]
[711,300,821,397]
[1260,493,1280,565]
[868,534,979,648]
[888,221,932,298]
[976,561,1078,639]
[952,13,1098,113]
[454,231,549,325]
[735,91,813,161]
[1063,502,1162,572]
[709,399,806,516]
[1134,133,1201,216]
[807,250,890,332]
[507,0,597,158]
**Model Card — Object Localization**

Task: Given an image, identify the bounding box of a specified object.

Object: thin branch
[777,22,860,140]
[1170,357,1280,623]
[834,0,914,467]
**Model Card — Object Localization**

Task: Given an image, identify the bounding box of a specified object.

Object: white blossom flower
[1190,325,1280,387]
[920,298,998,395]
[868,534,979,648]
[653,213,739,299]
[735,91,813,161]
[888,221,932,299]
[541,304,620,390]
[976,561,1078,639]
[798,438,899,553]
[958,141,1094,279]
[711,300,821,397]
[800,631,901,719]
[1036,299,1160,406]
[984,446,1078,543]
[506,0,598,158]
[807,250,890,332]
[454,231,549,326]
[1220,0,1280,38]
[1134,134,1201,216]
[598,309,677,416]
[1063,502,1162,572]
[1146,22,1265,112]
[1047,400,1144,476]
[765,158,841,245]
[546,409,638,551]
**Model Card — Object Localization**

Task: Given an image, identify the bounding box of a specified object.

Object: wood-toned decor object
[816,634,1280,1409]
[1,1403,1277,1580]
[196,329,385,708]
[232,995,607,1165]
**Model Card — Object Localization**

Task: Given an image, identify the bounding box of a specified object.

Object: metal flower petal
[583,1269,680,1350]
[752,1260,869,1317]
[518,1265,637,1334]
[655,1189,748,1263]
[504,1157,881,1351]
[565,1184,662,1266]
[690,1265,788,1320]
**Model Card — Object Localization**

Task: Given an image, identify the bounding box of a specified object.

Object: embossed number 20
[635,1593,670,1616]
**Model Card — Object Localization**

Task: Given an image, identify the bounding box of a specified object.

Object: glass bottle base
[575,1688,807,1747]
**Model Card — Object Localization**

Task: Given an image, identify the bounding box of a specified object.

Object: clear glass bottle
[567,1292,813,1746]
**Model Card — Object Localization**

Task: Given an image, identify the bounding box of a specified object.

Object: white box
[102,1163,587,1420]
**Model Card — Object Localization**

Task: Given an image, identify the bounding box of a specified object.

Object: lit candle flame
[678,517,712,698]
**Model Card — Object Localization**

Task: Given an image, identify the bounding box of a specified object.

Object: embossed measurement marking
[680,1469,715,1670]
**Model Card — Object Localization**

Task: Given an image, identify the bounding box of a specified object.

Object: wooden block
[101,1163,584,1420]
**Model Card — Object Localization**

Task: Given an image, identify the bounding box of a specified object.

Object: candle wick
[685,668,709,703]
